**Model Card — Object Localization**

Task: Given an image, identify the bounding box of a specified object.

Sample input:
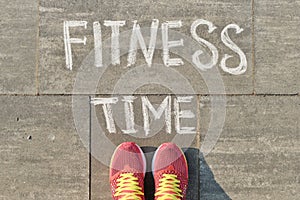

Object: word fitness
[64,19,247,75]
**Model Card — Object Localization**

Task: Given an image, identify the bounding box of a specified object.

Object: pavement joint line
[35,0,41,96]
[196,95,201,149]
[0,93,298,97]
[251,0,256,95]
[89,95,92,200]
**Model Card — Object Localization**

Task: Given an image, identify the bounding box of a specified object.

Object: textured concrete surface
[90,95,200,199]
[200,95,300,199]
[255,0,300,94]
[38,0,252,95]
[0,0,299,199]
[0,96,89,199]
[0,0,38,94]
[200,152,231,200]
[92,95,199,147]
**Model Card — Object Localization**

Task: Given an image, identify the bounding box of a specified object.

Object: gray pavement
[0,0,299,200]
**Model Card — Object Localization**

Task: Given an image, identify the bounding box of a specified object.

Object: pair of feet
[110,142,189,200]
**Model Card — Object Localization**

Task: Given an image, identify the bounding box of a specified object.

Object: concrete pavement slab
[0,96,89,199]
[200,95,300,199]
[39,0,253,95]
[255,0,300,94]
[0,0,38,94]
[90,94,200,199]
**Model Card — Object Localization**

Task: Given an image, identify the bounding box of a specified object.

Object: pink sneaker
[152,143,189,200]
[109,142,146,200]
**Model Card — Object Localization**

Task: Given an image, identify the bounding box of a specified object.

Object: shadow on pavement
[199,151,231,200]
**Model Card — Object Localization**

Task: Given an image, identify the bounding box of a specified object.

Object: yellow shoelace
[114,173,143,200]
[155,174,183,200]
